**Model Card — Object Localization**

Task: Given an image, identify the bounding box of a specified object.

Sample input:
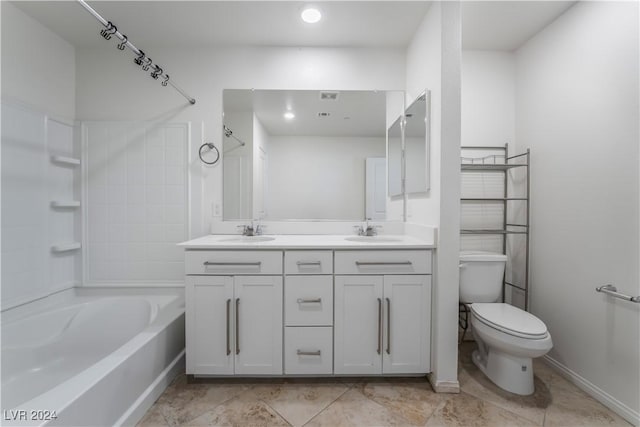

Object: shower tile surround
[84,122,188,284]
[137,342,631,427]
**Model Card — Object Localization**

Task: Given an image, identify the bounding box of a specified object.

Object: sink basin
[219,236,276,242]
[344,236,403,243]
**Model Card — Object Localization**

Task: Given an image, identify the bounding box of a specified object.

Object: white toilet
[460,250,553,395]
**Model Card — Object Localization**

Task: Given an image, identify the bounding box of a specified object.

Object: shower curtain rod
[77,0,196,105]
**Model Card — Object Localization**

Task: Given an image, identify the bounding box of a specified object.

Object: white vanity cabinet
[283,250,334,375]
[334,250,432,375]
[185,251,283,376]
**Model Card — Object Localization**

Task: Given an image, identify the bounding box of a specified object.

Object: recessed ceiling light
[301,7,322,24]
[284,111,295,120]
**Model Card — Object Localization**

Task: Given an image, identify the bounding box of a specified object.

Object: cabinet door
[186,276,234,375]
[234,276,283,375]
[334,275,383,375]
[382,275,431,374]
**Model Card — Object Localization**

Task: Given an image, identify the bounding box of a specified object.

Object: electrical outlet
[213,203,221,217]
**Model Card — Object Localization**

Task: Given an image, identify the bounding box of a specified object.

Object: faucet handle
[353,225,365,236]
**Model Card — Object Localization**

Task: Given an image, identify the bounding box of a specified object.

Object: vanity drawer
[285,251,333,275]
[285,276,333,326]
[334,250,431,275]
[185,250,283,275]
[284,327,333,375]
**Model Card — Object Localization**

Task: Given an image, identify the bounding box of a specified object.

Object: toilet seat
[470,303,548,340]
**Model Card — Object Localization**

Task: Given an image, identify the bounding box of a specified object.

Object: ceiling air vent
[317,112,331,117]
[319,91,339,101]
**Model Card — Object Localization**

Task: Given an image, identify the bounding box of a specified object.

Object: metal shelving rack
[460,144,531,311]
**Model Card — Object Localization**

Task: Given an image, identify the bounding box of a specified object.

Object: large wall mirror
[404,90,431,194]
[222,89,402,221]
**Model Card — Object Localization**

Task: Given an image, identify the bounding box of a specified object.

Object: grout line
[301,385,352,426]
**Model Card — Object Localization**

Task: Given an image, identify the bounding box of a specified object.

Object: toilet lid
[460,251,507,262]
[471,303,548,339]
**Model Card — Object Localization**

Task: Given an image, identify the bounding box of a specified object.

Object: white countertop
[178,234,435,249]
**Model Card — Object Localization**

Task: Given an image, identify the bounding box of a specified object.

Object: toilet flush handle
[459,263,468,269]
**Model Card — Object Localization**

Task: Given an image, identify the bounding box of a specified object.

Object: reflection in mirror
[223,90,398,221]
[387,116,403,197]
[404,90,430,194]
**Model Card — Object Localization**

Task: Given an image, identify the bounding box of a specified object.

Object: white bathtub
[1,289,185,426]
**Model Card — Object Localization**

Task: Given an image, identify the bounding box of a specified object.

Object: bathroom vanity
[179,235,434,377]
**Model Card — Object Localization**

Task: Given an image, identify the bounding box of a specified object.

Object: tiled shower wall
[84,122,189,284]
[1,102,80,309]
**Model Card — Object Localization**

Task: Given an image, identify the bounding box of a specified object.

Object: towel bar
[596,285,640,303]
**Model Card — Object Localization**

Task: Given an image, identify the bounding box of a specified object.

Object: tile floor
[137,343,631,426]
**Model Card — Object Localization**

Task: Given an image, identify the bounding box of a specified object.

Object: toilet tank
[459,251,507,303]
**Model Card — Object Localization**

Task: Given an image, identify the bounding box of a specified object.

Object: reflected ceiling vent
[317,112,331,117]
[319,91,339,101]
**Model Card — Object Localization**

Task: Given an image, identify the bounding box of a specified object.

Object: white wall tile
[85,122,188,284]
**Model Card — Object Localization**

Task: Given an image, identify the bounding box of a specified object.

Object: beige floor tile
[248,383,349,427]
[305,388,413,427]
[137,403,170,427]
[425,392,538,427]
[458,363,550,424]
[544,386,632,427]
[181,392,290,427]
[532,359,584,395]
[156,375,250,426]
[358,380,445,425]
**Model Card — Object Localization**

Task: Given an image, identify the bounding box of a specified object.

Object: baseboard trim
[117,350,185,427]
[427,373,460,393]
[543,355,639,426]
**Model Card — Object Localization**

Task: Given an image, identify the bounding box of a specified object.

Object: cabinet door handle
[297,298,322,303]
[235,298,240,355]
[377,298,382,355]
[296,261,321,266]
[204,261,261,266]
[296,350,321,356]
[226,298,231,356]
[355,261,412,266]
[386,297,391,355]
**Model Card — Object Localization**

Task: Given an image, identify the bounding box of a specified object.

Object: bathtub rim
[2,287,185,421]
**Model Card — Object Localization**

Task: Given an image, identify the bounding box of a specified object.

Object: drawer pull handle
[296,261,321,266]
[204,261,262,267]
[386,297,391,355]
[377,298,382,355]
[355,261,413,266]
[226,298,231,356]
[235,298,240,355]
[297,350,321,356]
[297,298,322,304]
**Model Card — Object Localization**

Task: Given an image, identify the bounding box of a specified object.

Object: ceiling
[462,1,576,51]
[12,1,432,48]
[224,89,388,137]
[12,1,575,51]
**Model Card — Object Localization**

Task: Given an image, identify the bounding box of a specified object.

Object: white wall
[404,3,442,226]
[75,46,405,233]
[1,2,75,119]
[460,51,520,295]
[461,51,515,148]
[403,2,462,391]
[266,136,385,220]
[515,1,639,422]
[1,3,78,309]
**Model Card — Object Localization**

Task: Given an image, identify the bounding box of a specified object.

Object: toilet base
[472,347,534,395]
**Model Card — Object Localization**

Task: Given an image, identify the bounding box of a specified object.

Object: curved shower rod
[77,0,196,105]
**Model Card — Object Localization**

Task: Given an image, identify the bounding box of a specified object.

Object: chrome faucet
[238,221,262,236]
[354,218,381,236]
